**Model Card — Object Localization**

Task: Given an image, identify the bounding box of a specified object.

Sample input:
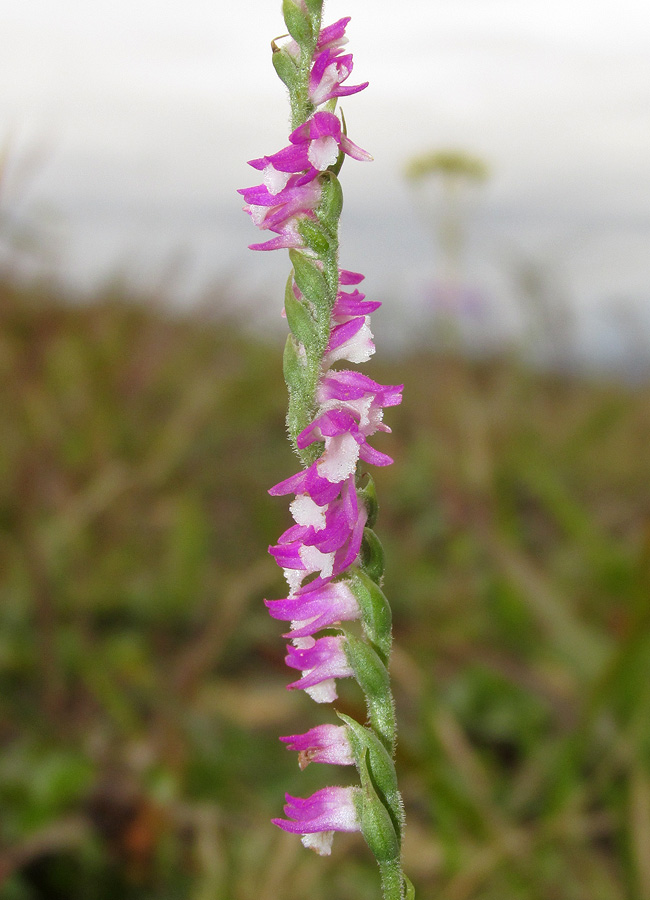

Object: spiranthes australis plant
[239,3,413,898]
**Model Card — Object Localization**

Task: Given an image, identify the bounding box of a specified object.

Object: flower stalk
[240,3,410,897]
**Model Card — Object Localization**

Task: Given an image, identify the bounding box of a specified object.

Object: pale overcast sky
[1,0,649,346]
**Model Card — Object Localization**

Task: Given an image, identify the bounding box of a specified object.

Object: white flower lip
[290,494,327,530]
[264,164,291,195]
[307,135,340,170]
[301,830,334,855]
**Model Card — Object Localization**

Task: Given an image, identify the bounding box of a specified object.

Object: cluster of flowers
[240,13,402,859]
[238,16,370,252]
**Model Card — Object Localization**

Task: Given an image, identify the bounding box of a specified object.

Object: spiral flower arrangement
[239,3,412,897]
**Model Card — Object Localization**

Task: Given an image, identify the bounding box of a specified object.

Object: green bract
[317,173,344,234]
[289,249,329,307]
[357,472,379,528]
[297,218,331,255]
[361,527,386,584]
[272,48,299,91]
[338,712,403,840]
[304,0,324,17]
[346,567,392,664]
[344,633,396,754]
[355,750,401,863]
[282,0,314,47]
[284,274,319,354]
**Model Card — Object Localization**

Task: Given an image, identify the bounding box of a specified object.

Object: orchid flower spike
[240,3,411,897]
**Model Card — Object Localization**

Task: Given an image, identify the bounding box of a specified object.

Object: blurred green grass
[0,276,649,900]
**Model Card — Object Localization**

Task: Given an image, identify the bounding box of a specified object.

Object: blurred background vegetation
[1,255,649,900]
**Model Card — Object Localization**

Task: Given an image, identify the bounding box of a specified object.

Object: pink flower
[269,476,367,584]
[297,398,399,484]
[280,724,355,768]
[339,268,365,285]
[248,228,304,252]
[318,369,403,411]
[332,287,381,318]
[323,315,375,366]
[265,578,361,638]
[282,16,354,68]
[285,634,354,703]
[238,177,322,233]
[317,17,353,52]
[247,111,371,196]
[272,786,361,855]
[309,48,368,106]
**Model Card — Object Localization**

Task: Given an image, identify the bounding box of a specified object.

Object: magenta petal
[269,463,342,506]
[290,111,342,144]
[249,230,304,252]
[359,443,394,467]
[317,17,351,50]
[268,542,306,569]
[339,269,365,285]
[309,48,334,85]
[327,317,365,352]
[297,410,359,449]
[318,370,403,407]
[264,143,312,173]
[318,369,384,400]
[332,502,367,574]
[340,133,373,162]
[333,80,369,98]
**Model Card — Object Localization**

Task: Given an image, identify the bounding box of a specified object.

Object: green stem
[379,862,406,900]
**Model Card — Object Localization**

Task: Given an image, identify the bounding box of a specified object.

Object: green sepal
[283,334,311,446]
[289,249,328,305]
[403,874,416,899]
[282,330,321,457]
[284,274,319,353]
[360,528,385,584]
[346,567,392,665]
[337,712,403,840]
[282,0,313,46]
[343,633,396,754]
[283,332,307,395]
[297,218,331,255]
[329,147,346,178]
[329,109,347,176]
[352,750,400,865]
[317,172,344,234]
[357,473,379,528]
[304,0,323,17]
[272,48,299,91]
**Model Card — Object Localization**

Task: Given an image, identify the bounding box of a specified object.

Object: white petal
[307,135,340,170]
[291,636,315,650]
[263,165,290,195]
[299,545,334,578]
[284,568,304,594]
[324,321,375,366]
[317,432,359,483]
[304,679,338,703]
[248,205,268,226]
[301,831,334,855]
[290,494,327,530]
